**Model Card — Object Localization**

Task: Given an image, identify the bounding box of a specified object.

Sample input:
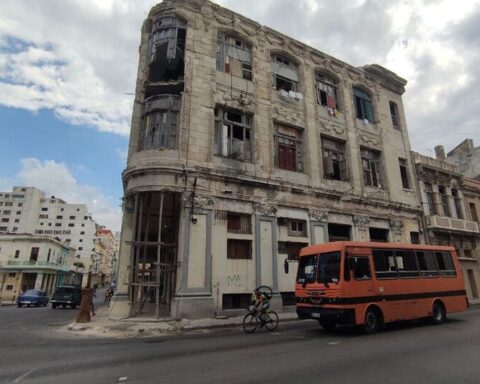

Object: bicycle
[242,305,279,333]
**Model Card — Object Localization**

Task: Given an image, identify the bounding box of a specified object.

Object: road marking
[13,369,36,383]
[328,341,341,345]
[118,377,128,383]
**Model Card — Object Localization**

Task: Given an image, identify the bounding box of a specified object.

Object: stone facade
[442,139,480,180]
[112,0,423,320]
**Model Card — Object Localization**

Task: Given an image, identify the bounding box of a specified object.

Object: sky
[0,0,479,231]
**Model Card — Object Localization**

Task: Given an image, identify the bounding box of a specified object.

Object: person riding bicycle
[251,287,270,317]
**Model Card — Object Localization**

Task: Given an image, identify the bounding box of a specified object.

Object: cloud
[3,158,122,231]
[0,0,479,153]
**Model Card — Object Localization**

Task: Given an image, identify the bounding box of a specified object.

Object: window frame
[227,239,252,260]
[361,148,382,188]
[316,73,339,111]
[275,123,304,172]
[353,87,374,122]
[399,158,410,189]
[322,136,348,181]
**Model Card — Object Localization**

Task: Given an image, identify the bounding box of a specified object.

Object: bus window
[395,250,419,278]
[416,250,439,277]
[435,251,456,277]
[372,249,398,278]
[297,254,318,284]
[317,252,340,284]
[352,257,371,280]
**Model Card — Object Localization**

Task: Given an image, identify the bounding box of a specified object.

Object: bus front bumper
[296,306,356,325]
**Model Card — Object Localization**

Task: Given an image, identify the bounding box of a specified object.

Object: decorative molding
[389,219,404,233]
[273,107,303,126]
[320,120,345,135]
[253,203,277,216]
[309,210,328,222]
[353,215,370,226]
[359,134,380,147]
[194,195,215,209]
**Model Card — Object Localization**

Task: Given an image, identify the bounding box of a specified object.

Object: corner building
[112,0,422,319]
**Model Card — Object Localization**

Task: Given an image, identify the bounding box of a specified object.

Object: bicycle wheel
[243,313,258,334]
[264,311,279,331]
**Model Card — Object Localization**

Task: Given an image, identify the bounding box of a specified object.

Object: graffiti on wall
[227,274,241,287]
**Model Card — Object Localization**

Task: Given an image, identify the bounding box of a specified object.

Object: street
[1,301,480,384]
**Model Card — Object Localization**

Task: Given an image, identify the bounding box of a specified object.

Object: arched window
[353,87,374,122]
[271,54,299,93]
[216,32,252,80]
[316,73,339,112]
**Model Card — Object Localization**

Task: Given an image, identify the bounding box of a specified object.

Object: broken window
[361,148,382,188]
[214,106,252,161]
[389,101,399,129]
[271,54,300,97]
[275,123,303,172]
[328,224,351,241]
[216,33,252,81]
[369,228,389,242]
[148,16,186,82]
[438,186,451,217]
[139,95,181,151]
[399,158,410,189]
[451,189,463,219]
[353,87,374,122]
[425,183,436,215]
[316,73,339,114]
[322,136,347,181]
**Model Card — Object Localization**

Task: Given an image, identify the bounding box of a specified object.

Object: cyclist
[252,288,270,320]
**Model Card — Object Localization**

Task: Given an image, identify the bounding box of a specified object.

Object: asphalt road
[1,301,479,384]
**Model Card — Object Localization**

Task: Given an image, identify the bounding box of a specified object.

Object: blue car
[17,289,49,307]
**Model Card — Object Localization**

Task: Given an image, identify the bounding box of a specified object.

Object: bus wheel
[363,307,381,334]
[431,301,446,324]
[319,319,337,331]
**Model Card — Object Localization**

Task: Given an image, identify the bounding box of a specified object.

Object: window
[80,231,85,235]
[322,137,347,181]
[216,33,252,81]
[351,257,371,280]
[438,186,451,217]
[271,54,299,93]
[16,211,21,215]
[12,227,18,232]
[8,272,15,277]
[47,249,51,262]
[14,219,19,223]
[399,158,410,189]
[328,224,351,241]
[416,250,439,277]
[14,250,20,258]
[410,232,420,244]
[6,285,13,291]
[424,183,436,215]
[435,251,456,276]
[464,249,472,258]
[0,202,3,206]
[316,73,338,113]
[275,124,303,172]
[353,88,374,122]
[278,241,308,261]
[395,250,419,277]
[288,220,307,237]
[372,249,398,278]
[5,202,12,207]
[214,107,252,161]
[30,247,39,262]
[68,223,74,227]
[0,227,7,231]
[361,149,382,187]
[227,239,252,259]
[2,210,10,215]
[139,109,179,151]
[451,189,463,219]
[470,202,479,222]
[227,213,251,234]
[1,218,9,223]
[18,202,23,207]
[56,215,63,219]
[55,223,61,227]
[78,247,83,251]
[69,216,75,220]
[79,239,83,243]
[84,216,88,220]
[389,101,399,129]
[369,228,389,242]
[41,207,48,211]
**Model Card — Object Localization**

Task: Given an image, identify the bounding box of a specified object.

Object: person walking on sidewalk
[90,284,97,316]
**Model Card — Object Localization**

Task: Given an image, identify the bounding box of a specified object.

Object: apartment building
[112,0,423,320]
[412,150,480,301]
[0,186,98,285]
[93,228,118,286]
[0,234,78,302]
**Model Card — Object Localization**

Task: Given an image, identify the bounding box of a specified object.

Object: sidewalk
[62,307,301,339]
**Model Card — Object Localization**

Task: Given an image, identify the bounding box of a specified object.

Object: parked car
[51,285,82,309]
[17,289,49,307]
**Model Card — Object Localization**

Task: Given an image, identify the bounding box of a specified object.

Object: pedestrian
[90,284,97,316]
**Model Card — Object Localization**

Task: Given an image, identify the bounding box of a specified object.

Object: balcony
[412,152,458,173]
[0,260,70,271]
[426,215,480,233]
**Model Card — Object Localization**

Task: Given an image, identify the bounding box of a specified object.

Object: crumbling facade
[112,0,423,320]
[413,151,480,301]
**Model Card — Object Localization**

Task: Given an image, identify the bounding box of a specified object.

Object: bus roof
[299,241,456,257]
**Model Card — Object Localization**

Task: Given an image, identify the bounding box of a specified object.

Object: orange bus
[295,241,468,333]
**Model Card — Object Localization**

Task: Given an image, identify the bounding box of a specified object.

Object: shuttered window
[275,124,303,172]
[227,239,252,259]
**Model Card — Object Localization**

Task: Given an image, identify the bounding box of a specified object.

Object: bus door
[346,248,375,309]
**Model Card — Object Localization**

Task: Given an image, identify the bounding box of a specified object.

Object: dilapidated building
[111,0,424,320]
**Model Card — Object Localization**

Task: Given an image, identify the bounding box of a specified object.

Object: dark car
[51,285,82,309]
[17,289,49,307]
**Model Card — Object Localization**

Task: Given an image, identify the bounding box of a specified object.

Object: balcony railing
[426,215,480,233]
[411,152,457,173]
[0,260,70,270]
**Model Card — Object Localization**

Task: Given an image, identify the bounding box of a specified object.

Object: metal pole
[128,194,139,317]
[155,192,165,319]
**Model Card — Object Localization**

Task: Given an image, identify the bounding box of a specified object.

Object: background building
[0,234,79,302]
[412,151,480,302]
[93,228,118,286]
[0,186,99,286]
[112,0,423,320]
[442,139,480,180]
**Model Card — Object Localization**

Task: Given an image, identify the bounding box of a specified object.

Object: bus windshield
[297,251,341,285]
